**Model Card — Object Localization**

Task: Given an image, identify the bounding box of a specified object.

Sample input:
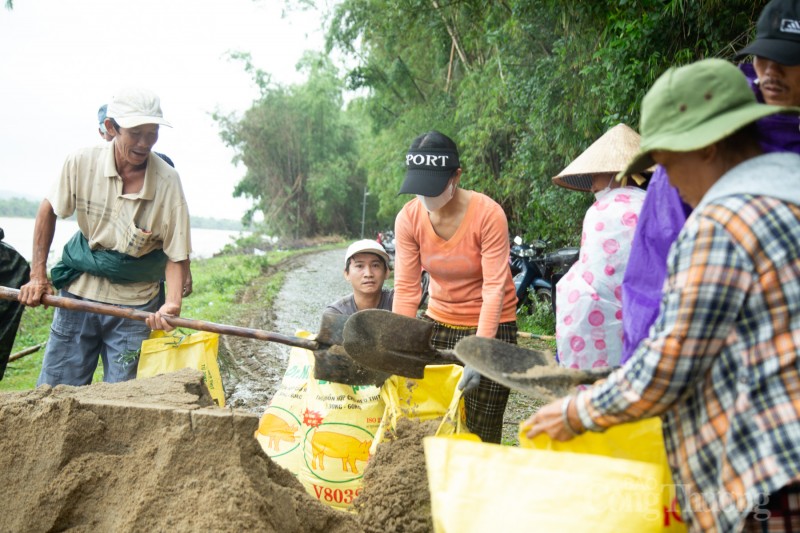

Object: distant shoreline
[0,216,247,263]
[0,197,248,231]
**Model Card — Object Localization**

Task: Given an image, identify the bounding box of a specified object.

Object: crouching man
[325,239,394,315]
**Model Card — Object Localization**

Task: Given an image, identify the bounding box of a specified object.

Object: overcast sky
[0,0,328,219]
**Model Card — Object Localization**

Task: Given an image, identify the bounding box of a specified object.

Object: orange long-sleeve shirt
[392,192,517,338]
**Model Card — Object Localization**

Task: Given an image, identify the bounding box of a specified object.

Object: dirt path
[222,248,351,413]
[221,247,544,444]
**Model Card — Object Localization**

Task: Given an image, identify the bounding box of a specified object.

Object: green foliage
[180,254,270,324]
[322,0,766,244]
[516,299,556,341]
[215,51,364,238]
[0,197,39,218]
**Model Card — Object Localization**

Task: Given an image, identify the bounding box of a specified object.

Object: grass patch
[516,299,557,352]
[1,305,53,390]
[1,242,342,392]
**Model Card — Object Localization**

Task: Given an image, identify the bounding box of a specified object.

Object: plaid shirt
[576,186,800,532]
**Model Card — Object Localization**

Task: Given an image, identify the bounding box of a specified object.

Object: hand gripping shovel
[0,286,384,386]
[453,336,617,402]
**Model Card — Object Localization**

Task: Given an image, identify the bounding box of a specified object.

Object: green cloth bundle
[51,231,168,289]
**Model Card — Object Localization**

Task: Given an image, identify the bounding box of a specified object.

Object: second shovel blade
[453,336,614,402]
[312,345,391,386]
[312,312,391,386]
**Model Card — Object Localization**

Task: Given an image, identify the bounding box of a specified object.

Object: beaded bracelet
[561,396,581,437]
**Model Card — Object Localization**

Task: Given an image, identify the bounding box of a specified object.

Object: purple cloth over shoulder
[620,63,800,364]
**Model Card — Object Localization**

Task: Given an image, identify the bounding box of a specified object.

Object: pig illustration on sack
[310,430,372,474]
[256,413,298,452]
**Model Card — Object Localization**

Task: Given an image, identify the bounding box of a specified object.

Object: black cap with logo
[399,131,462,197]
[736,0,800,65]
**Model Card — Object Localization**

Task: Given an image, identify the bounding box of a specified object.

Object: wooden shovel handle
[517,331,555,341]
[8,343,44,362]
[0,286,319,351]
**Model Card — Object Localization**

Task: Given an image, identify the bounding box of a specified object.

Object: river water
[0,216,246,265]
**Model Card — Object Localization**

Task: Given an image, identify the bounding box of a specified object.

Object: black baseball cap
[399,132,461,196]
[736,0,800,66]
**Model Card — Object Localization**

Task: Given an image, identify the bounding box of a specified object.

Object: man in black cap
[620,0,800,369]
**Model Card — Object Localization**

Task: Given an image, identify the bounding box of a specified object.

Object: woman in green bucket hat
[525,58,800,532]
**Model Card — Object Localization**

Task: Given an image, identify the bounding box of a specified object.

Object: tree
[215,51,364,238]
[325,0,766,244]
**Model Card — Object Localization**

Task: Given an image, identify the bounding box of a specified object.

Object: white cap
[345,239,390,268]
[106,87,172,129]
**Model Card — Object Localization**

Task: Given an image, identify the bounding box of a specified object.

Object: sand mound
[0,369,359,533]
[355,418,438,532]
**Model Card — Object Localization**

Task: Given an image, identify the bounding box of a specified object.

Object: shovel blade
[312,312,391,386]
[312,345,391,386]
[342,309,456,378]
[453,336,615,402]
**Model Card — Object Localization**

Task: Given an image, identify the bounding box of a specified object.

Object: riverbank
[0,216,248,264]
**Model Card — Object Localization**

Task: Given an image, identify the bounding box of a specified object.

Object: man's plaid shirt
[576,164,800,532]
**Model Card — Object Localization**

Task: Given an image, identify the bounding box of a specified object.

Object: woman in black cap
[392,130,518,443]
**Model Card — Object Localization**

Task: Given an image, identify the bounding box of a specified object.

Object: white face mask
[417,182,455,212]
[593,178,613,201]
[594,185,612,201]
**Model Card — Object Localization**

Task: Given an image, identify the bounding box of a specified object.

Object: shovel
[454,336,617,402]
[342,309,614,400]
[0,286,386,386]
[342,309,461,378]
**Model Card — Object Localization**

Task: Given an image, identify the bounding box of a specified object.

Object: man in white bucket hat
[19,87,192,386]
[525,58,800,532]
[325,239,394,315]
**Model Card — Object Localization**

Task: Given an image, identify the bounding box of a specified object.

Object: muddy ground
[220,247,546,445]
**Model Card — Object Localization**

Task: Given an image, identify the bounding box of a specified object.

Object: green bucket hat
[619,58,800,178]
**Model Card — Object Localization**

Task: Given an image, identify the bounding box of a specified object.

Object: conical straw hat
[552,123,646,192]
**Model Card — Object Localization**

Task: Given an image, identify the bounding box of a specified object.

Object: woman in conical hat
[551,123,648,370]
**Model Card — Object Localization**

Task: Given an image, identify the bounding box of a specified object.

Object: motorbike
[377,230,429,309]
[510,236,579,315]
[376,230,395,268]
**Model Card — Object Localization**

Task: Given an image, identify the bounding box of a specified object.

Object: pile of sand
[0,369,359,532]
[0,369,443,532]
[355,418,438,532]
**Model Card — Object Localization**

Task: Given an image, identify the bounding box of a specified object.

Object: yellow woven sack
[255,344,309,475]
[424,436,663,533]
[371,364,469,453]
[138,331,225,406]
[520,418,687,531]
[256,331,385,512]
[298,344,384,511]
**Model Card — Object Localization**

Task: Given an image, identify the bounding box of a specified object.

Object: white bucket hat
[345,239,391,269]
[106,87,172,129]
